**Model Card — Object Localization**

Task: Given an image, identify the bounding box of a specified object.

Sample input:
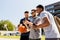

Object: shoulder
[29,16,32,18]
[29,16,33,19]
[39,11,48,18]
[29,16,33,21]
[41,11,52,16]
[41,11,50,14]
[20,18,25,21]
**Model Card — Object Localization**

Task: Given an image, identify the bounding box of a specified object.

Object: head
[36,5,44,14]
[31,9,36,17]
[24,11,29,18]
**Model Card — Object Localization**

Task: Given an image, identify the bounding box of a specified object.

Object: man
[34,5,60,40]
[29,9,41,40]
[19,11,30,40]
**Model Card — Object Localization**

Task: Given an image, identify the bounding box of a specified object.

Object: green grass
[0,36,20,38]
[0,35,45,40]
[41,35,45,40]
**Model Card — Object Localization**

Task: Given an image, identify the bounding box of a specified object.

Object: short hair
[31,9,36,14]
[36,5,44,11]
[31,9,36,12]
[24,11,29,13]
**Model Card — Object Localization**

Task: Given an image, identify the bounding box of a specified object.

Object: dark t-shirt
[20,18,30,28]
[20,18,26,26]
[20,18,30,36]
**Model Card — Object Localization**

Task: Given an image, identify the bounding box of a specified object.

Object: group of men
[18,5,60,40]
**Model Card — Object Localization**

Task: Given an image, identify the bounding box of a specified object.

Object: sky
[0,0,60,27]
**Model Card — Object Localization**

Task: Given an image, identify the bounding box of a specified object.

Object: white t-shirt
[37,11,60,38]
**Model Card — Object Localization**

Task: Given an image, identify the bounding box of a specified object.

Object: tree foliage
[0,20,15,31]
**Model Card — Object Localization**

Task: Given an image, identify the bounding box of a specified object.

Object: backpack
[54,16,60,33]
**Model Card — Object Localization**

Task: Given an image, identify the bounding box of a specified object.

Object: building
[45,1,60,17]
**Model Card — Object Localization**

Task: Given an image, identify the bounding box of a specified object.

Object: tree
[0,20,15,31]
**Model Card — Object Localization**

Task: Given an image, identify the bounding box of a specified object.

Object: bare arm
[25,17,50,29]
[36,17,50,28]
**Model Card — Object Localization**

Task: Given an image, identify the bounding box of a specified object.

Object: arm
[23,21,30,29]
[23,20,31,31]
[36,17,50,28]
